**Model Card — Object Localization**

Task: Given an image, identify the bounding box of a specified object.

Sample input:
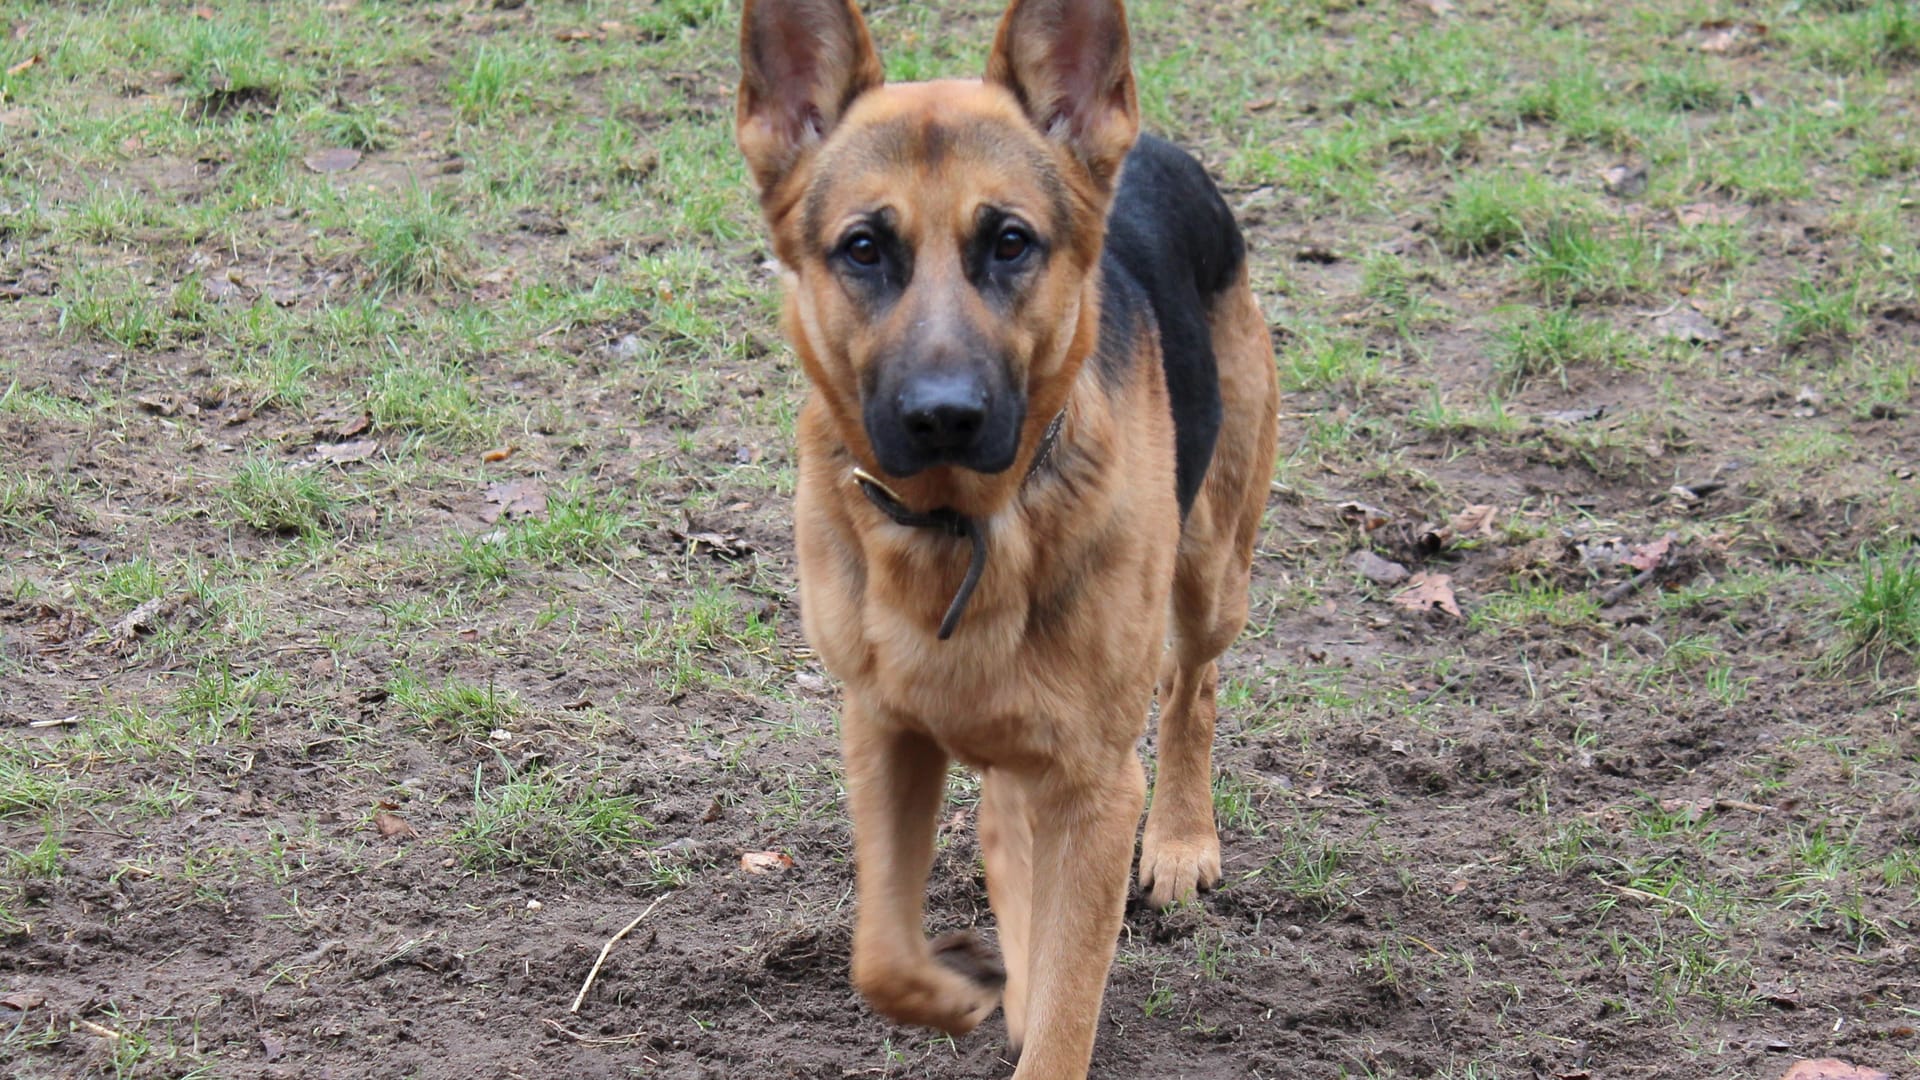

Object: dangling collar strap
[849,410,1066,641]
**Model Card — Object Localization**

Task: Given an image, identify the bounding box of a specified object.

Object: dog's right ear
[736,0,884,199]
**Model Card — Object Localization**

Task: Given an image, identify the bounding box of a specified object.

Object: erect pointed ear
[985,0,1139,192]
[736,0,885,199]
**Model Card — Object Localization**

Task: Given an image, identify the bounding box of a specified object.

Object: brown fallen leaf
[1676,202,1750,228]
[1657,795,1714,822]
[1337,501,1392,532]
[303,147,362,174]
[1628,535,1673,573]
[1,990,46,1011]
[1346,549,1410,586]
[5,53,38,77]
[373,811,416,839]
[481,445,516,463]
[1411,0,1454,15]
[1697,20,1768,55]
[1392,572,1461,618]
[1779,1060,1889,1080]
[1600,162,1648,198]
[740,851,794,875]
[672,528,752,560]
[337,412,372,438]
[1653,306,1723,344]
[481,479,547,524]
[554,27,597,41]
[312,438,377,466]
[1450,504,1499,538]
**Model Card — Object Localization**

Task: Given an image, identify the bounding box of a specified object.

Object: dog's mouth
[862,366,1026,478]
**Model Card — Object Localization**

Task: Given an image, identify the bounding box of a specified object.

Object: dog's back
[1099,133,1245,517]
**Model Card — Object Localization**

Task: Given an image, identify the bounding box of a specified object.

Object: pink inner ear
[1038,3,1126,137]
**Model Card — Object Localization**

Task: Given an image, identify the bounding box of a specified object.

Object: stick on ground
[569,892,672,1014]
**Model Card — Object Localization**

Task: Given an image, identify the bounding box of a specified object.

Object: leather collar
[850,410,1066,641]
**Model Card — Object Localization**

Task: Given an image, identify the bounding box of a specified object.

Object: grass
[362,189,471,291]
[2,0,1916,1076]
[1492,306,1621,391]
[453,766,652,872]
[222,457,340,535]
[1831,545,1920,670]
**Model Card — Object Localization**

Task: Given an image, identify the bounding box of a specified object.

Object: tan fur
[738,2,1279,1076]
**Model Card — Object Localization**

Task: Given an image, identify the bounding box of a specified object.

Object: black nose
[897,372,988,454]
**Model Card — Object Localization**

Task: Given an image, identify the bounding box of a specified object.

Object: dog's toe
[855,935,1004,1036]
[931,931,1008,992]
[1138,836,1222,909]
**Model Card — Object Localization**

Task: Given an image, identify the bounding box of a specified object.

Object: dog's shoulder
[1095,134,1244,517]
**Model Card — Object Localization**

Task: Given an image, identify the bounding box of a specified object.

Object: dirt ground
[2,1,1917,1078]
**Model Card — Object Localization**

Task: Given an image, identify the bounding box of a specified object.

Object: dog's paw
[1138,826,1221,910]
[854,934,1003,1036]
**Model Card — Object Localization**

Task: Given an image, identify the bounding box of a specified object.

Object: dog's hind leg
[979,768,1033,1060]
[843,699,1004,1035]
[1139,268,1279,910]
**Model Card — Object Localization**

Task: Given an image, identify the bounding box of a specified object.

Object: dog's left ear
[737,0,885,199]
[985,0,1139,192]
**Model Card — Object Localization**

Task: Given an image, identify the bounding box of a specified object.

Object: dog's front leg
[1010,749,1147,1079]
[843,696,1004,1035]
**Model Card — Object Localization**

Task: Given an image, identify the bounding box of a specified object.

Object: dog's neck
[848,409,1067,640]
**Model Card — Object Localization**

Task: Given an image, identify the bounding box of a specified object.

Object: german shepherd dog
[736,0,1279,1074]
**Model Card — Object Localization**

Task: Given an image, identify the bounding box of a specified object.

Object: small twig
[76,1018,122,1040]
[359,930,436,978]
[28,715,81,729]
[1599,566,1659,607]
[1608,884,1717,935]
[541,1017,649,1046]
[1404,934,1444,957]
[569,893,672,1014]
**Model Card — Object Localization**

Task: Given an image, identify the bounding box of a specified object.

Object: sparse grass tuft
[390,672,521,740]
[223,458,340,535]
[453,766,651,873]
[1438,172,1563,256]
[1831,546,1920,670]
[1779,278,1864,349]
[1493,306,1621,390]
[362,189,471,291]
[1522,218,1659,301]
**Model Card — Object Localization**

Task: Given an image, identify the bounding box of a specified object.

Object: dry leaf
[1600,163,1647,198]
[313,438,377,465]
[481,480,547,524]
[1451,504,1499,537]
[337,412,372,438]
[554,27,597,41]
[1779,1060,1889,1080]
[1346,549,1410,586]
[1,990,45,1011]
[1697,20,1768,55]
[1657,795,1713,822]
[303,147,362,174]
[673,528,752,560]
[1337,501,1392,531]
[373,811,416,839]
[1676,202,1750,228]
[1628,536,1673,573]
[740,851,794,875]
[1392,572,1461,618]
[1653,306,1723,344]
[481,445,516,463]
[1411,0,1454,14]
[4,53,38,77]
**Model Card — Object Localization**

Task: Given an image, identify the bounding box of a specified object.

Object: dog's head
[737,0,1139,482]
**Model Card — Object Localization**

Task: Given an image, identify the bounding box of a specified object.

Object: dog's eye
[844,232,881,267]
[993,227,1032,263]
